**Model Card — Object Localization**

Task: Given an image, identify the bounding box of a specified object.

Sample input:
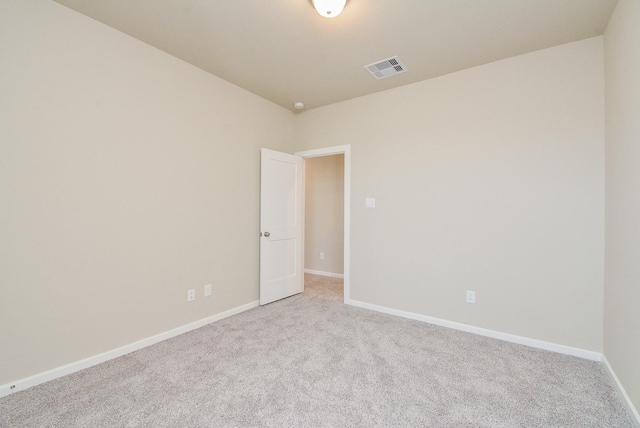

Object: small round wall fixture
[312,0,346,18]
[294,101,305,110]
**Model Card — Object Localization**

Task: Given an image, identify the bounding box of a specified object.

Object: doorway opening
[296,145,351,303]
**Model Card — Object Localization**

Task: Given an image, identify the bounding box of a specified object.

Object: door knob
[263,231,270,237]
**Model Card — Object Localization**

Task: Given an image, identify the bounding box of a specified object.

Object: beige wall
[295,37,605,352]
[0,0,294,385]
[604,0,640,413]
[304,155,344,275]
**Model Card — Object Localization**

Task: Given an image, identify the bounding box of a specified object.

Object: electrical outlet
[320,252,324,260]
[187,289,195,302]
[466,290,476,304]
[204,284,212,297]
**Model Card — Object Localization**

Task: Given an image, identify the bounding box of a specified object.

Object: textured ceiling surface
[53,0,618,112]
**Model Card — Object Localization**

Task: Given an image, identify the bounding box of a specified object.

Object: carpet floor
[1,274,637,427]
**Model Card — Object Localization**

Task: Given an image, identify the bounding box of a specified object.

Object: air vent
[364,56,408,80]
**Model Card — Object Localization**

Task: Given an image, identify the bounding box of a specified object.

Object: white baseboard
[602,355,640,424]
[0,300,259,399]
[304,269,344,279]
[345,298,602,361]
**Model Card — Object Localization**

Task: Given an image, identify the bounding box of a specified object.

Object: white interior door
[260,148,304,305]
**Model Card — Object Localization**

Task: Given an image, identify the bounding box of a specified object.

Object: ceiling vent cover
[364,56,408,80]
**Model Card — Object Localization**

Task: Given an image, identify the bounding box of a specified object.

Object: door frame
[295,145,351,303]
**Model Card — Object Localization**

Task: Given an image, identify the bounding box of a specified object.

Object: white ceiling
[53,0,618,112]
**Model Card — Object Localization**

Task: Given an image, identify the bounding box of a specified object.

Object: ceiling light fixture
[312,0,346,18]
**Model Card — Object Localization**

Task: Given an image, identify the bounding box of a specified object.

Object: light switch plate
[366,198,376,208]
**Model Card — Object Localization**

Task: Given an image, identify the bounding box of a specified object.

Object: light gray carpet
[1,274,637,427]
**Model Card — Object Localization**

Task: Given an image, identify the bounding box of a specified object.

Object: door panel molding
[260,149,304,305]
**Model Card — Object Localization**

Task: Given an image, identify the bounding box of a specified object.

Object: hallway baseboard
[304,269,344,279]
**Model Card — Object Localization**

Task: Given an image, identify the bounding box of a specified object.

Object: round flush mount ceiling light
[312,0,346,18]
[294,101,305,110]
